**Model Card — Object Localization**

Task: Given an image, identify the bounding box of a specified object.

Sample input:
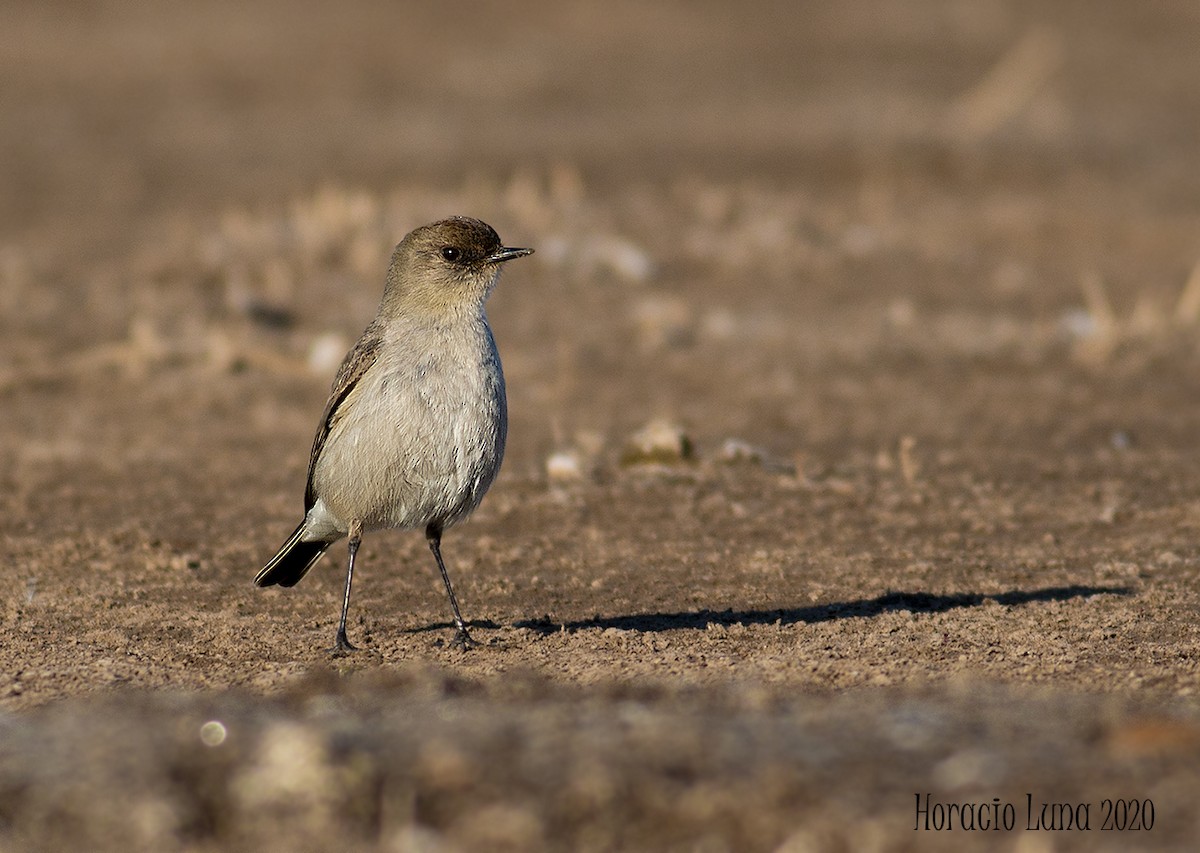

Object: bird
[255,216,532,653]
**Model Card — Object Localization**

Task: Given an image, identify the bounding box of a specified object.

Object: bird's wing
[304,323,383,510]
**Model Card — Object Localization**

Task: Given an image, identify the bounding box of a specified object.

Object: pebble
[620,420,693,466]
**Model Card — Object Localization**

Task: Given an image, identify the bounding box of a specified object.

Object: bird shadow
[403,618,503,636]
[511,585,1131,635]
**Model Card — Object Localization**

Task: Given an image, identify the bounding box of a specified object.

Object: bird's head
[382,217,532,318]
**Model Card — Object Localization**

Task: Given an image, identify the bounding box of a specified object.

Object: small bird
[255,217,532,652]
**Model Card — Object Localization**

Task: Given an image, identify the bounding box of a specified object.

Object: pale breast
[311,316,507,532]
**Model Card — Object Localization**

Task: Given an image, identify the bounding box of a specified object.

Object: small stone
[620,420,693,466]
[308,332,348,375]
[718,438,765,464]
[546,450,584,482]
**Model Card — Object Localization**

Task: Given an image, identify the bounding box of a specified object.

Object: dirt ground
[4,1,1200,850]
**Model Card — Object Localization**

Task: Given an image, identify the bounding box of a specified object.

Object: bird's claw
[329,630,359,656]
[450,627,479,651]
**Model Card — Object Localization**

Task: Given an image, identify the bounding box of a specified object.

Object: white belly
[304,320,506,539]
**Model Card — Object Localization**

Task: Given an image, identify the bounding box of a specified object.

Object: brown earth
[3,1,1200,850]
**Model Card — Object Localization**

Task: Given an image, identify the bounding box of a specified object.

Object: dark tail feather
[255,522,331,588]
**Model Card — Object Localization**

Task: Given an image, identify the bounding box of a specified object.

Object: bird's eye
[441,246,461,262]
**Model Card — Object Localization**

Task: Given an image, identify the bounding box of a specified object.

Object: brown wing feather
[304,322,383,510]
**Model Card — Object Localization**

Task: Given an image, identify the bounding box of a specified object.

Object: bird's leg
[332,519,363,654]
[426,523,477,649]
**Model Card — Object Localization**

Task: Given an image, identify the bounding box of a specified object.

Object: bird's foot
[449,627,479,651]
[329,629,359,656]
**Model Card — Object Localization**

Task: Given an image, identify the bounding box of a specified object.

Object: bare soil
[3,1,1200,850]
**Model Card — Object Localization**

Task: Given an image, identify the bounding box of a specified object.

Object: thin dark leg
[426,523,477,649]
[332,520,362,654]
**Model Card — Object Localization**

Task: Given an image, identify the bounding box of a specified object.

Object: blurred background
[5,0,1199,459]
[5,1,1198,256]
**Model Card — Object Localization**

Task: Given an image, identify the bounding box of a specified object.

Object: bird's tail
[255,522,331,588]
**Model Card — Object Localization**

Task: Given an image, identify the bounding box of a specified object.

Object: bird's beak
[486,246,534,264]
